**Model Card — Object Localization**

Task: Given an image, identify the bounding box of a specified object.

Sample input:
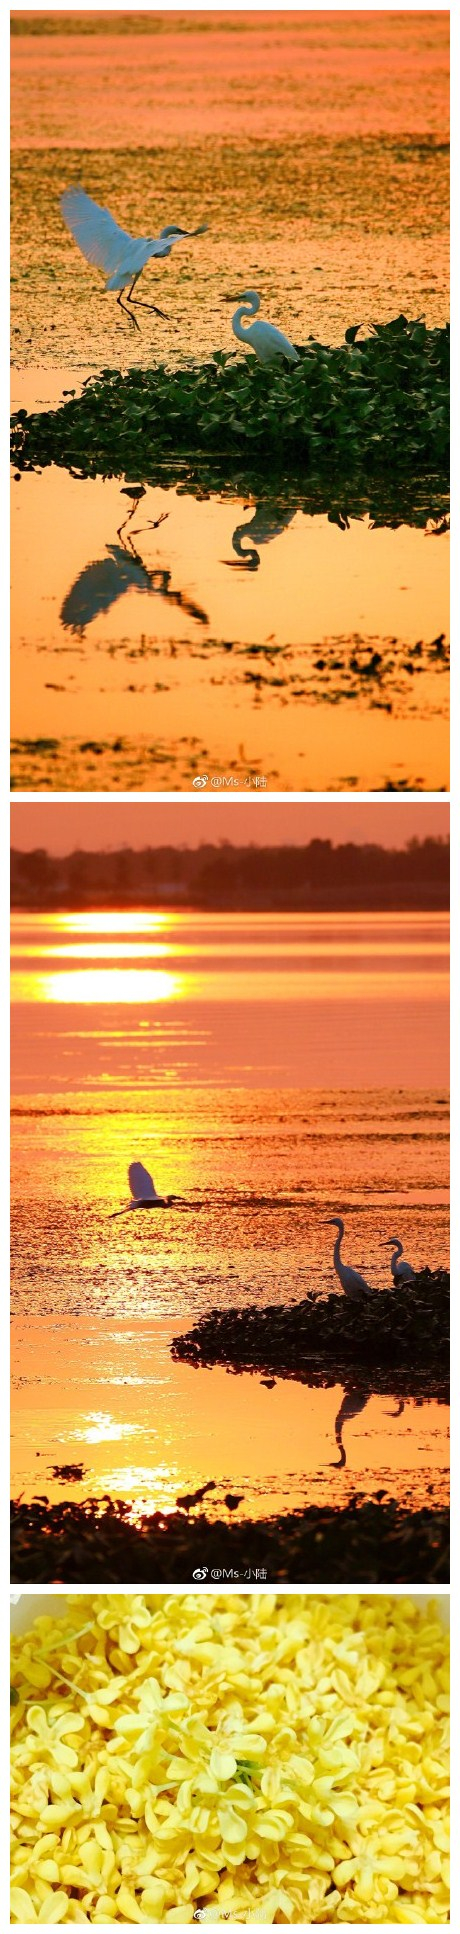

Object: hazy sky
[11,800,449,853]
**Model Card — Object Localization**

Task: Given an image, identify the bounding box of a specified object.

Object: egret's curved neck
[391,1240,403,1261]
[232,296,259,342]
[333,1223,343,1267]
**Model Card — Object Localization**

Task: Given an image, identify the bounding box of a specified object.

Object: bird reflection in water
[225,502,296,570]
[330,1384,405,1468]
[60,490,209,636]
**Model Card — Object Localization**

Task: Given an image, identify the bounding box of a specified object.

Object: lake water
[11,11,449,794]
[11,11,449,365]
[11,907,449,1520]
[11,469,449,794]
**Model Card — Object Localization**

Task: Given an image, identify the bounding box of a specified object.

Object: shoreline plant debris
[11,1492,448,1586]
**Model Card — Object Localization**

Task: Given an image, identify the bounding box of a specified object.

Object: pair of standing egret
[60,186,300,365]
[112,1164,414,1298]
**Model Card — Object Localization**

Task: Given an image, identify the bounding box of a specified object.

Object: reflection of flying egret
[110,1162,175,1218]
[383,1237,415,1284]
[326,1218,374,1299]
[61,187,207,327]
[330,1387,371,1467]
[228,291,300,365]
[60,497,209,637]
[225,503,296,570]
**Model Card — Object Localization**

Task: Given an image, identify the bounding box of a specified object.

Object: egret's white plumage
[384,1237,415,1284]
[110,1161,172,1218]
[61,188,207,325]
[230,291,300,365]
[326,1217,374,1300]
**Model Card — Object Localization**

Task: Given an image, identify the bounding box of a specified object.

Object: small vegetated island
[11,1270,449,1587]
[11,317,449,529]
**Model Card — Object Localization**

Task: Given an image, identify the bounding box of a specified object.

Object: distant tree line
[10,839,449,910]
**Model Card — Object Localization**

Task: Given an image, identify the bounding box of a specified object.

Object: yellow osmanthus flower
[11,1594,449,1924]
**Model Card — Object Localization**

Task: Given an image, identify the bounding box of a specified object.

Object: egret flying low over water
[384,1237,415,1284]
[61,188,208,328]
[110,1162,175,1218]
[326,1218,374,1300]
[228,291,300,365]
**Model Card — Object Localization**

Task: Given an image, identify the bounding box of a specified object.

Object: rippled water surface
[11,907,449,1516]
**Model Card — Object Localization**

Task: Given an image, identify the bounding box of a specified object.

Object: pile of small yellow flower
[11,1593,449,1925]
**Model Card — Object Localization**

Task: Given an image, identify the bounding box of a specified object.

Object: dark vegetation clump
[11,318,449,485]
[172,1271,449,1398]
[11,1493,448,1585]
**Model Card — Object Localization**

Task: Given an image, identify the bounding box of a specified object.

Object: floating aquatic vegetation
[11,318,449,484]
[172,1272,449,1393]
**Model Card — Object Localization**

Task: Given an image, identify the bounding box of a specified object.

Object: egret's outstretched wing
[61,188,137,276]
[128,1160,156,1201]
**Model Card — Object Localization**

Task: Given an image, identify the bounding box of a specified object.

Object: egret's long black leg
[130,299,169,320]
[116,288,140,331]
[127,278,168,322]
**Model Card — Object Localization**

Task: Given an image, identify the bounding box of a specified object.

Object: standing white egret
[110,1162,175,1218]
[61,188,208,328]
[228,291,300,365]
[325,1218,374,1300]
[383,1237,415,1284]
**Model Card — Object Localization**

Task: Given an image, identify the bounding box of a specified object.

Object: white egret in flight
[326,1218,374,1300]
[61,188,208,328]
[228,291,300,365]
[383,1237,415,1284]
[110,1162,175,1217]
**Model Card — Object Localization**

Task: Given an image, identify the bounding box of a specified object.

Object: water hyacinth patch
[11,1592,449,1923]
[11,318,449,484]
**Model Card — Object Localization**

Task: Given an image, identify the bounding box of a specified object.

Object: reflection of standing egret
[329,1387,371,1467]
[383,1237,416,1283]
[330,1384,405,1466]
[225,503,296,570]
[60,494,209,636]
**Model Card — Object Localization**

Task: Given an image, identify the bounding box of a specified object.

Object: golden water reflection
[11,1316,449,1522]
[11,912,449,1031]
